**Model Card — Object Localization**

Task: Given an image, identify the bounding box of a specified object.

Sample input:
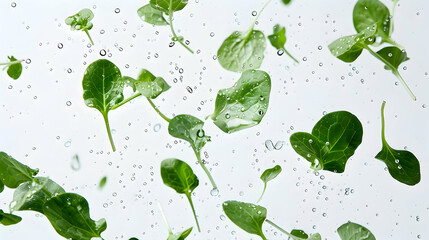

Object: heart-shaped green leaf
[0,209,22,226]
[168,115,210,151]
[338,222,375,240]
[353,0,391,42]
[0,152,39,188]
[138,4,169,25]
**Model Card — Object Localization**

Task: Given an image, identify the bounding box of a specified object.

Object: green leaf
[338,222,375,240]
[0,152,39,188]
[123,69,170,99]
[375,101,420,185]
[0,209,22,226]
[288,229,322,240]
[150,0,188,14]
[217,30,266,72]
[99,176,107,189]
[291,229,308,239]
[222,201,267,239]
[353,0,391,41]
[6,56,23,80]
[376,46,409,71]
[282,0,292,5]
[290,111,363,173]
[43,193,107,240]
[10,177,65,214]
[83,59,124,152]
[168,115,210,151]
[260,165,282,183]
[268,24,286,50]
[167,227,193,240]
[211,69,271,133]
[328,24,377,62]
[138,4,169,25]
[160,158,199,194]
[0,180,4,193]
[65,8,94,31]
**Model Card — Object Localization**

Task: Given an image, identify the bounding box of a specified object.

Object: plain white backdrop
[0,0,428,239]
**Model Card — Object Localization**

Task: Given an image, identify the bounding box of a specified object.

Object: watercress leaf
[261,165,282,184]
[43,193,107,240]
[376,46,409,71]
[168,115,210,150]
[160,158,199,194]
[0,152,39,188]
[65,8,94,31]
[217,30,266,72]
[337,222,375,240]
[328,24,377,62]
[353,0,390,41]
[268,24,286,50]
[138,4,169,26]
[99,176,107,189]
[375,102,420,185]
[0,180,4,193]
[211,70,271,133]
[6,56,23,80]
[290,132,329,171]
[0,210,22,226]
[291,229,308,238]
[83,59,124,151]
[288,229,321,240]
[150,0,188,14]
[128,69,171,99]
[222,201,267,239]
[282,0,292,5]
[10,177,65,214]
[168,227,193,240]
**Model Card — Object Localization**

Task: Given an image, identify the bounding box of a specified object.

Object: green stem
[157,201,173,234]
[385,38,405,50]
[265,219,293,239]
[257,183,267,203]
[364,45,416,101]
[192,147,218,191]
[111,93,142,110]
[185,193,201,232]
[282,48,299,64]
[146,98,171,122]
[249,0,272,31]
[168,0,194,54]
[380,101,388,145]
[84,29,94,45]
[102,112,116,152]
[0,59,24,66]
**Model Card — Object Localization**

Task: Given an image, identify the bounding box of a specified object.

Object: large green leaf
[168,115,210,151]
[0,209,22,226]
[211,70,271,133]
[353,0,391,41]
[10,177,65,214]
[150,0,188,14]
[0,152,38,188]
[217,30,266,72]
[290,111,363,173]
[337,222,376,240]
[137,4,169,26]
[222,201,267,239]
[43,193,107,240]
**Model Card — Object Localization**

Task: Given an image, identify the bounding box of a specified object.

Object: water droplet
[57,43,63,49]
[274,141,285,150]
[64,140,71,147]
[66,101,72,106]
[114,8,120,13]
[71,154,80,171]
[197,129,205,138]
[252,11,257,16]
[11,2,16,7]
[210,188,219,196]
[100,49,106,56]
[186,86,193,93]
[277,49,284,56]
[309,139,313,143]
[225,113,230,119]
[153,123,161,132]
[265,140,274,151]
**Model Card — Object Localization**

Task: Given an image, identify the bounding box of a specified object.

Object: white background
[0,0,428,239]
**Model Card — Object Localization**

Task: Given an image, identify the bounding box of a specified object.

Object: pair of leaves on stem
[0,152,106,239]
[328,0,416,100]
[138,0,194,53]
[290,111,363,173]
[65,8,95,45]
[1,56,23,80]
[222,201,321,240]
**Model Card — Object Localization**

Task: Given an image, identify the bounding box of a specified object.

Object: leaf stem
[146,98,171,122]
[385,38,405,51]
[192,147,218,191]
[257,183,267,203]
[380,101,387,145]
[249,0,272,31]
[282,48,299,64]
[168,0,194,54]
[185,193,201,232]
[265,219,294,238]
[84,29,94,46]
[102,112,116,152]
[157,201,173,234]
[111,93,142,110]
[364,45,416,101]
[0,59,25,66]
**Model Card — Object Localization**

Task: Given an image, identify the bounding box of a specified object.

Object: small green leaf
[99,176,107,189]
[83,59,124,152]
[328,24,377,62]
[282,0,292,5]
[338,222,375,240]
[0,152,39,188]
[167,227,193,240]
[150,0,188,14]
[43,193,107,240]
[268,24,286,50]
[260,165,282,184]
[123,69,170,99]
[222,201,267,239]
[6,56,23,80]
[137,4,169,25]
[375,101,420,185]
[290,111,363,173]
[0,209,22,226]
[211,70,271,133]
[217,30,266,72]
[168,115,210,151]
[353,0,391,41]
[376,46,409,71]
[10,177,65,214]
[291,229,308,239]
[65,8,95,45]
